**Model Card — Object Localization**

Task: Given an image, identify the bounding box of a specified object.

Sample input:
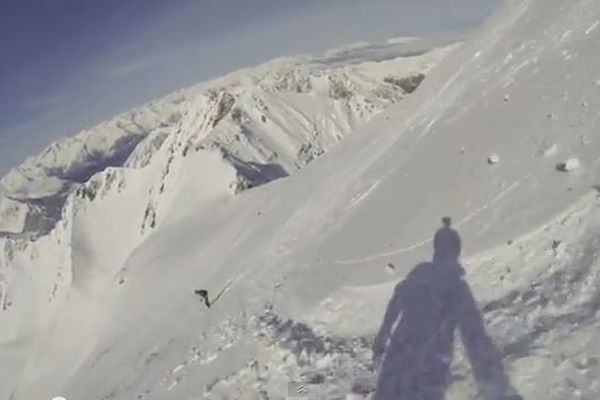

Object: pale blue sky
[0,0,499,174]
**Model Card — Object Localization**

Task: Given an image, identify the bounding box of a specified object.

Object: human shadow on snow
[373,217,522,400]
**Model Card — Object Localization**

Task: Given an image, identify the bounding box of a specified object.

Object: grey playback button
[288,381,321,398]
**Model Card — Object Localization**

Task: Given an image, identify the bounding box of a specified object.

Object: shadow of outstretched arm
[373,282,405,369]
[458,280,523,400]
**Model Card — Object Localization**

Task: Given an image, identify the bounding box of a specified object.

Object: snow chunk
[556,158,581,172]
[488,153,501,165]
[542,144,558,157]
[585,21,600,35]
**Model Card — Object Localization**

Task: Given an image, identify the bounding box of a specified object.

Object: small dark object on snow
[194,279,234,309]
[552,240,562,251]
[195,289,211,308]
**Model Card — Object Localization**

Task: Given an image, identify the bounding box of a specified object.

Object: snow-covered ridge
[0,39,455,396]
[6,0,600,396]
[0,38,454,237]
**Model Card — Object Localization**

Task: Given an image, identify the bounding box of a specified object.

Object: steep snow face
[0,196,30,234]
[0,39,453,398]
[3,0,600,398]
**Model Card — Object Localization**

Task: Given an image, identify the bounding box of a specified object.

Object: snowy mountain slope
[68,0,600,398]
[0,39,454,397]
[3,0,600,398]
[0,38,450,238]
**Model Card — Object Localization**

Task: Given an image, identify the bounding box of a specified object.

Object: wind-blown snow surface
[2,0,600,398]
[0,38,451,398]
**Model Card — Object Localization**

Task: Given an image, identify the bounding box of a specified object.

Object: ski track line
[348,180,381,209]
[458,178,523,226]
[211,278,235,305]
[335,177,524,265]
